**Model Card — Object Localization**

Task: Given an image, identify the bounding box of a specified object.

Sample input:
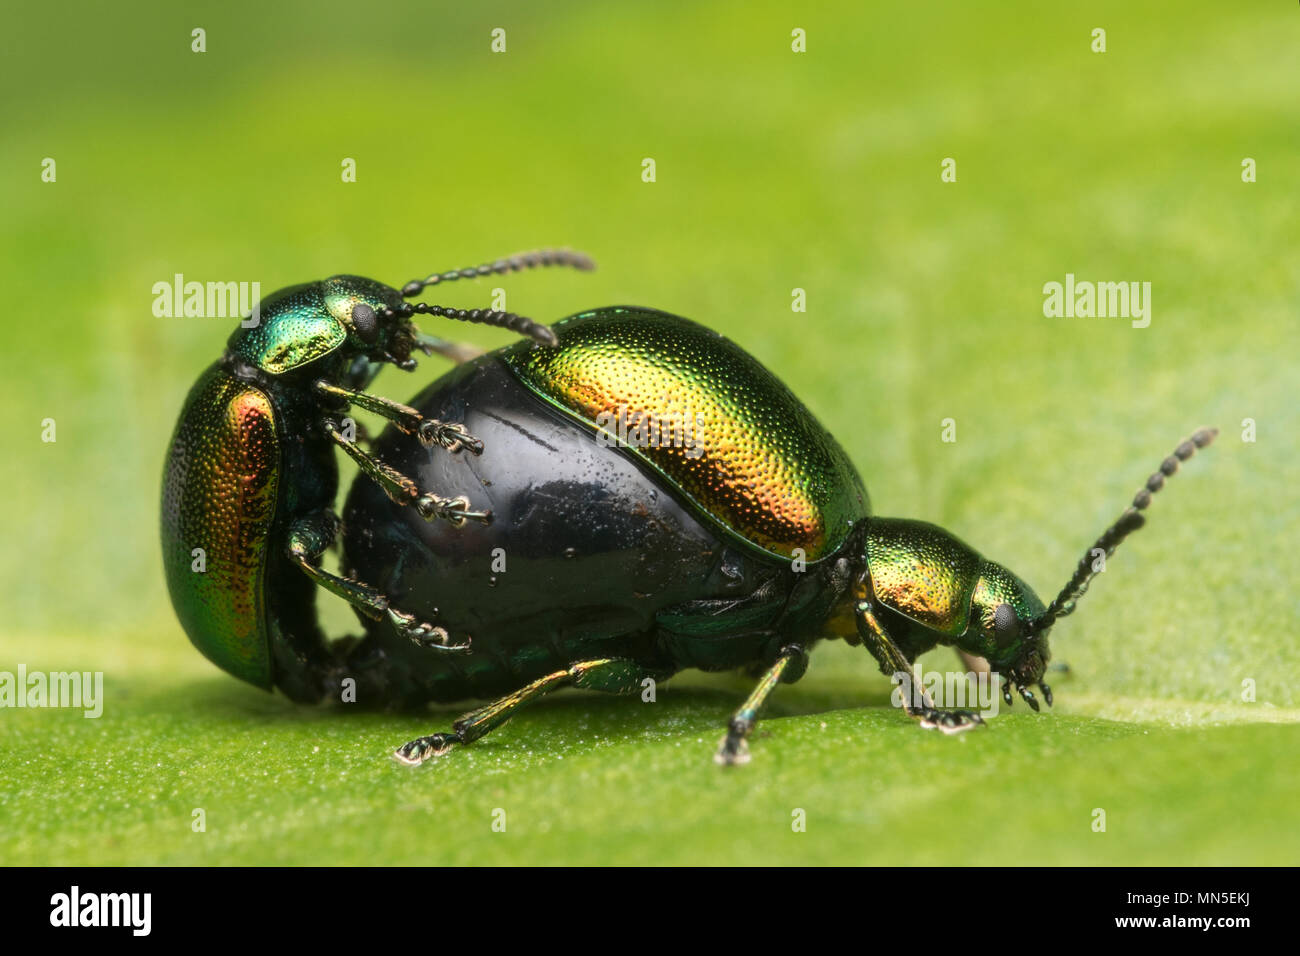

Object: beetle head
[224,275,409,379]
[233,253,592,381]
[320,275,420,375]
[862,518,1051,709]
[967,561,1053,710]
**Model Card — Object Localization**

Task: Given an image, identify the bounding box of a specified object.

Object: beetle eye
[993,602,1018,636]
[351,303,378,343]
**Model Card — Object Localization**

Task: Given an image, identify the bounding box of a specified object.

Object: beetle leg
[324,420,491,525]
[855,601,984,734]
[316,382,484,455]
[855,601,923,701]
[415,492,492,525]
[286,511,469,652]
[393,658,646,765]
[715,644,808,766]
[915,709,985,733]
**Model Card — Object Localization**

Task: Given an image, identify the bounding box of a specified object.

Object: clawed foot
[393,732,463,765]
[416,493,491,527]
[714,735,751,766]
[914,708,985,734]
[417,420,484,455]
[387,608,471,652]
[714,719,754,766]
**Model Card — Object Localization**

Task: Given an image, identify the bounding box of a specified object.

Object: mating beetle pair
[161,249,1216,765]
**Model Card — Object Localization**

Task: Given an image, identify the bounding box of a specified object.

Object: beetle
[161,249,593,703]
[336,306,1217,765]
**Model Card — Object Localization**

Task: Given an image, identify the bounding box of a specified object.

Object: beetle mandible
[334,305,1217,765]
[161,249,593,702]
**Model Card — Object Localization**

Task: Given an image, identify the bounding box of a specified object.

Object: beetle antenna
[400,249,595,298]
[381,302,558,347]
[1030,427,1218,634]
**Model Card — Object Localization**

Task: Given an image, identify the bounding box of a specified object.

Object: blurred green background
[2,1,1297,865]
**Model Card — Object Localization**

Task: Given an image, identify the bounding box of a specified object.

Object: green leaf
[2,0,1294,865]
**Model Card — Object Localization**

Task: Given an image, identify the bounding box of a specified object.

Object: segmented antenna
[1030,427,1218,633]
[380,302,558,347]
[400,249,595,298]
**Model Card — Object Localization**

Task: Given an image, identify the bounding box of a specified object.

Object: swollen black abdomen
[341,356,791,703]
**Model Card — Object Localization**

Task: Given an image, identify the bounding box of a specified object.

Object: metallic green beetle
[332,305,1218,765]
[161,249,593,701]
[161,249,1217,766]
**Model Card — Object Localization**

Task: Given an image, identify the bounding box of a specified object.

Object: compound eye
[351,303,378,343]
[993,603,1018,638]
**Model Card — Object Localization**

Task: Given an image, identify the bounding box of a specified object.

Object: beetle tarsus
[393,732,462,765]
[416,493,492,527]
[916,708,984,734]
[314,381,486,456]
[714,730,752,766]
[386,608,471,652]
[416,420,484,455]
